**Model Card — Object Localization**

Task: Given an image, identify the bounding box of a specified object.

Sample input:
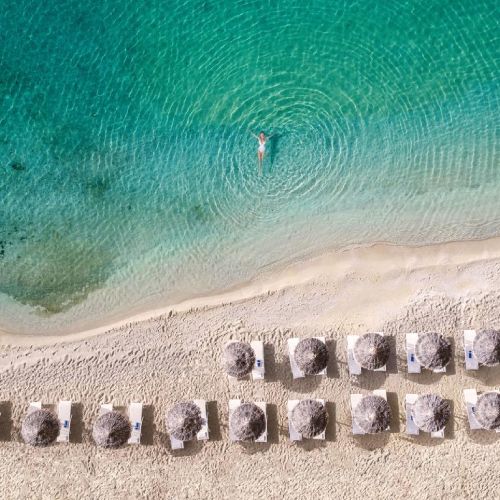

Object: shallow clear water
[0,0,499,334]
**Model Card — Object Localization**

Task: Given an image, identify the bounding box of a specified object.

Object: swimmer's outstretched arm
[249,131,259,139]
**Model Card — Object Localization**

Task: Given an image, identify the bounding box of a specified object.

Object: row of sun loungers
[223,329,499,381]
[14,388,499,449]
[10,329,498,449]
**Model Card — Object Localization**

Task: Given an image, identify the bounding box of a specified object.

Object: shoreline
[2,230,500,499]
[2,234,500,346]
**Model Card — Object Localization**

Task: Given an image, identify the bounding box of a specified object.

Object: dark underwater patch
[10,161,26,171]
[0,235,114,314]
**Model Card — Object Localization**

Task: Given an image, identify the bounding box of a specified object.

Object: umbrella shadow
[325,339,339,378]
[464,365,500,387]
[385,335,399,374]
[403,369,448,385]
[445,336,456,375]
[69,402,84,444]
[465,427,500,445]
[266,403,279,444]
[326,401,336,441]
[352,431,390,450]
[446,399,455,439]
[350,370,388,390]
[283,374,326,394]
[295,437,327,451]
[206,400,222,441]
[387,392,401,434]
[0,401,12,441]
[263,342,277,382]
[168,438,206,456]
[399,434,446,447]
[141,404,155,445]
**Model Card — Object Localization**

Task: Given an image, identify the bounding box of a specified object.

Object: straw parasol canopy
[353,395,391,434]
[415,332,451,370]
[222,341,256,378]
[294,338,329,375]
[353,333,390,370]
[21,409,60,447]
[412,394,451,432]
[166,402,203,441]
[290,399,328,438]
[93,411,131,448]
[230,402,266,441]
[475,392,500,430]
[473,329,500,366]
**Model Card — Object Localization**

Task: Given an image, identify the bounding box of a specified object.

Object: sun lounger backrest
[57,400,72,443]
[128,402,143,445]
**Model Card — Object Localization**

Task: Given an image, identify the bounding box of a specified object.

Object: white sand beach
[0,238,499,499]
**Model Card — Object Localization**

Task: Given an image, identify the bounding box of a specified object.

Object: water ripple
[0,0,498,333]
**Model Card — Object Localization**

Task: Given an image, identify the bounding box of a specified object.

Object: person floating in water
[251,131,273,173]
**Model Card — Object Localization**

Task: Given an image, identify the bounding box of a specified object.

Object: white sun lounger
[170,400,209,450]
[99,403,113,416]
[28,401,42,414]
[406,333,446,373]
[194,399,209,441]
[170,435,184,450]
[226,340,265,381]
[288,337,327,379]
[406,333,421,374]
[350,389,388,435]
[127,402,143,445]
[250,341,265,380]
[100,403,146,444]
[464,389,483,430]
[347,336,362,375]
[463,389,500,432]
[56,400,72,443]
[347,333,386,375]
[287,399,326,441]
[229,399,267,443]
[463,330,479,370]
[29,401,72,444]
[405,394,444,438]
[350,394,364,435]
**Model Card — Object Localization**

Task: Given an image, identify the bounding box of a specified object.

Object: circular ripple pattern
[0,0,499,334]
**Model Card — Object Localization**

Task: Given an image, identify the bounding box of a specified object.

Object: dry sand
[0,238,499,499]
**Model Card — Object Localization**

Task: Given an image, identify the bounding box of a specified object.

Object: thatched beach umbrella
[290,399,328,438]
[93,411,131,449]
[473,329,500,366]
[353,333,390,370]
[21,409,60,447]
[223,341,255,378]
[412,394,451,433]
[415,332,451,370]
[230,402,266,441]
[166,402,203,441]
[475,392,500,430]
[353,395,391,434]
[294,338,329,375]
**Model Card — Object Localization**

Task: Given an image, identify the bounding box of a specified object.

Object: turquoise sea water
[0,0,499,334]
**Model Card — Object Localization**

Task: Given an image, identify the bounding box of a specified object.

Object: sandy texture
[0,240,500,499]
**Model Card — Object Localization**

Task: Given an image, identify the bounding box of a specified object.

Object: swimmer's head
[259,131,265,139]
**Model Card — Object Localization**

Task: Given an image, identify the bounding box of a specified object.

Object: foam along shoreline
[2,235,500,346]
